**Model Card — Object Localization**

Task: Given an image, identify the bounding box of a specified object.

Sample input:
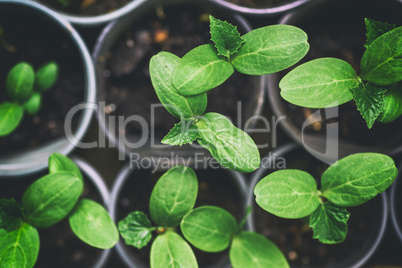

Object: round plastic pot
[245,143,388,268]
[210,0,310,17]
[0,0,96,177]
[390,162,402,245]
[93,0,265,166]
[266,0,402,163]
[109,163,248,268]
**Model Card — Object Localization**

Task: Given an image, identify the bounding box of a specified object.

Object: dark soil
[226,0,293,8]
[0,171,104,268]
[0,10,84,152]
[279,0,402,150]
[254,148,379,267]
[100,5,252,144]
[39,0,129,17]
[116,167,245,267]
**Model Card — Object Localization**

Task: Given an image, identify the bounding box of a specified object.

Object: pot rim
[266,0,402,161]
[109,163,248,268]
[245,142,388,268]
[390,163,402,244]
[92,0,265,162]
[0,0,96,177]
[210,0,310,17]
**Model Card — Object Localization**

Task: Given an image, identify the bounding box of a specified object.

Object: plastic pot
[245,143,388,268]
[0,0,96,177]
[210,0,310,17]
[93,0,265,167]
[109,163,248,268]
[267,0,402,163]
[390,162,402,245]
[0,156,112,268]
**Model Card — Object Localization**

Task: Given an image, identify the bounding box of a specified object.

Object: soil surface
[254,148,379,267]
[100,5,252,145]
[0,10,84,152]
[278,0,402,150]
[116,167,245,267]
[0,172,104,268]
[39,0,129,17]
[226,0,292,8]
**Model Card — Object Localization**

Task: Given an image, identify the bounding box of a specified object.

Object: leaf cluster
[0,153,118,268]
[0,61,59,136]
[150,16,310,173]
[280,18,402,128]
[254,153,398,243]
[119,165,289,268]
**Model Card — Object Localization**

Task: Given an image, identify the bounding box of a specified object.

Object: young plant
[254,153,398,244]
[0,61,59,136]
[279,18,402,129]
[149,16,309,173]
[118,165,289,268]
[0,153,119,268]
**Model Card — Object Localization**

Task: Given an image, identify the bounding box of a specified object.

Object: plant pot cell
[116,167,244,267]
[101,5,252,145]
[37,0,129,17]
[254,148,382,267]
[0,172,104,268]
[0,9,84,151]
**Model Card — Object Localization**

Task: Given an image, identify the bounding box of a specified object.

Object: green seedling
[150,16,309,172]
[254,153,397,244]
[119,165,289,268]
[0,61,59,136]
[279,18,402,128]
[0,154,119,268]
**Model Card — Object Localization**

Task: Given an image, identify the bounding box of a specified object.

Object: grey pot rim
[92,0,265,163]
[0,0,96,177]
[246,143,388,268]
[390,163,402,244]
[109,163,248,268]
[35,0,147,27]
[70,155,112,268]
[267,0,402,161]
[210,0,311,17]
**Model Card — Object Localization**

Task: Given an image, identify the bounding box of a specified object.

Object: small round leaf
[0,102,23,136]
[23,92,42,115]
[35,61,59,92]
[6,62,35,102]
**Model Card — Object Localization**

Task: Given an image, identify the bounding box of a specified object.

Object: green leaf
[35,61,59,92]
[352,83,387,128]
[209,15,244,58]
[21,172,83,228]
[69,199,119,249]
[309,202,350,244]
[280,58,359,108]
[364,18,397,48]
[150,231,198,268]
[0,102,23,136]
[22,92,41,115]
[173,44,234,96]
[0,199,22,232]
[321,153,398,207]
[6,62,35,102]
[230,231,289,268]
[254,169,321,219]
[48,153,83,183]
[378,82,402,123]
[195,113,260,173]
[231,25,309,75]
[118,211,153,249]
[161,119,200,146]
[361,26,402,85]
[0,223,39,268]
[150,52,207,118]
[150,165,198,227]
[181,206,237,252]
